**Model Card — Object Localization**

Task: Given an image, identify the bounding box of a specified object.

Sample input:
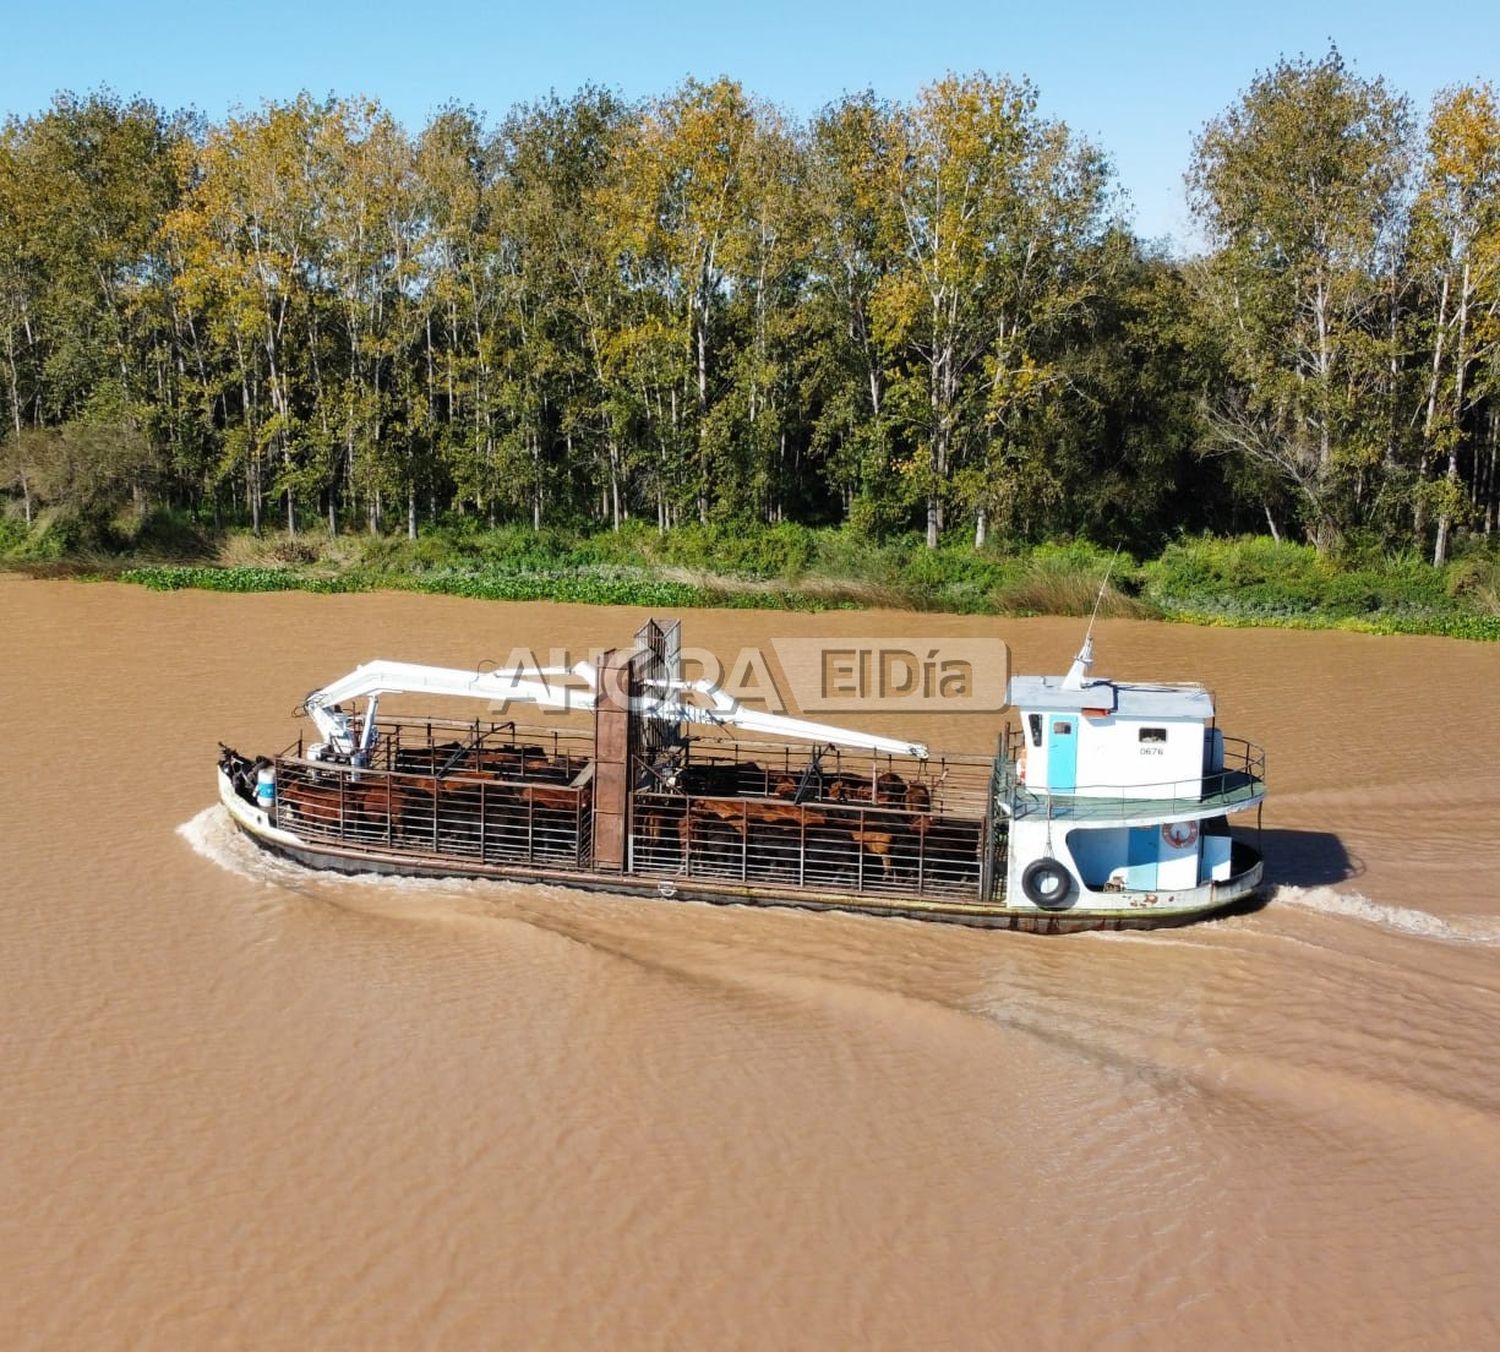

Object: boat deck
[1003,770,1264,822]
[227,717,1004,906]
[996,733,1265,823]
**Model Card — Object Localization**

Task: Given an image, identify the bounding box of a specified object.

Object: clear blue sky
[4,0,1496,249]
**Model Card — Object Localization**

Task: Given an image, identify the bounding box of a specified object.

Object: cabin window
[1027,714,1042,747]
[1138,727,1167,744]
[1053,721,1073,736]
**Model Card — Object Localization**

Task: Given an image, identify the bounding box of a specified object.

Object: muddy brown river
[3,577,1499,1349]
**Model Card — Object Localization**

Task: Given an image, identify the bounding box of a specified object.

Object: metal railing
[272,721,594,869]
[629,788,984,900]
[630,737,995,816]
[266,718,997,897]
[997,732,1266,821]
[625,738,992,899]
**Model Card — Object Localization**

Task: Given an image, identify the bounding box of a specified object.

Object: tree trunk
[1433,263,1472,567]
[1312,277,1334,551]
[5,332,27,525]
[532,434,542,532]
[1486,406,1499,537]
[695,296,709,525]
[608,437,622,530]
[1417,268,1453,547]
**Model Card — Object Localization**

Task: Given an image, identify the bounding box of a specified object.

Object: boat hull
[216,771,1262,934]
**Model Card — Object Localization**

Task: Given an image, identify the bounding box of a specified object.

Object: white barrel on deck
[255,765,275,811]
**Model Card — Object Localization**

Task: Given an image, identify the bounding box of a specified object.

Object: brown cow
[674,793,808,875]
[824,770,907,806]
[278,774,402,837]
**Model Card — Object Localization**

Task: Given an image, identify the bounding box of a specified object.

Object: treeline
[1,52,1497,562]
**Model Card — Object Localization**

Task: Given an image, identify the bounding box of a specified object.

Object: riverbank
[5,520,1499,640]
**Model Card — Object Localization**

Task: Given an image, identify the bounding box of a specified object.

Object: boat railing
[997,735,1266,821]
[270,726,596,869]
[264,714,1004,894]
[281,717,596,780]
[628,787,985,900]
[631,735,995,817]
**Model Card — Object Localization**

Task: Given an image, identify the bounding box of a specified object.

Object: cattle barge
[216,620,1266,931]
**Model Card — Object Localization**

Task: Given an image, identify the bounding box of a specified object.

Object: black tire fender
[1021,856,1075,910]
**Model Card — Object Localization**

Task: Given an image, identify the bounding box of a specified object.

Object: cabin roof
[1007,675,1214,720]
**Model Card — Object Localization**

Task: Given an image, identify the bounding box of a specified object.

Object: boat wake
[179,804,286,883]
[1272,885,1500,946]
[178,804,464,892]
[175,805,522,915]
[178,804,389,896]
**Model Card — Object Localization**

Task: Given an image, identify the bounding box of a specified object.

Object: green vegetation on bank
[9,516,1497,640]
[5,55,1499,642]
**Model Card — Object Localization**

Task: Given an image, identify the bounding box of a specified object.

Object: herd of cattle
[269,741,591,857]
[221,737,987,895]
[632,760,983,892]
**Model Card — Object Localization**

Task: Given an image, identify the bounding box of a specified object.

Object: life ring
[1021,857,1074,910]
[1162,821,1199,849]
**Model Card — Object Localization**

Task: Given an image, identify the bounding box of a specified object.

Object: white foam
[175,805,519,909]
[177,805,281,882]
[1272,885,1500,946]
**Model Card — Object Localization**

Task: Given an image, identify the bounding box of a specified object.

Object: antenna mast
[1061,545,1121,690]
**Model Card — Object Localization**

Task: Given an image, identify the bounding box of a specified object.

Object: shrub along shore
[6,517,1499,641]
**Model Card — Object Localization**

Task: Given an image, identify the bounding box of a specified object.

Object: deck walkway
[1000,769,1265,822]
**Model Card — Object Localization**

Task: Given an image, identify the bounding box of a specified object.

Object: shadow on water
[1210,828,1359,923]
[1258,828,1361,889]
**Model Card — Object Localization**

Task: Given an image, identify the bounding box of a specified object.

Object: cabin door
[1046,717,1078,792]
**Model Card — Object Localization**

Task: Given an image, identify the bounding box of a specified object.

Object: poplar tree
[607,78,759,523]
[1411,83,1500,561]
[1188,50,1411,551]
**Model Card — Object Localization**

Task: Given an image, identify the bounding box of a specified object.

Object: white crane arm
[301,660,927,762]
[304,660,591,755]
[645,679,928,760]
